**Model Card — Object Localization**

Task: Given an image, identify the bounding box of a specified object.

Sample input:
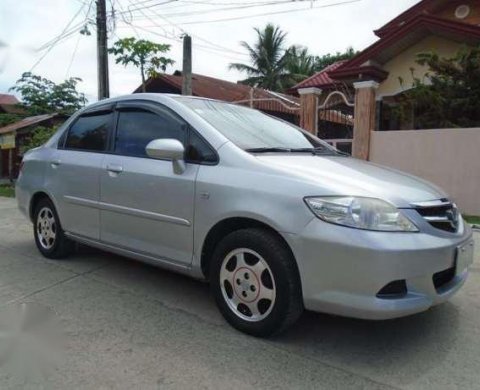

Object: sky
[0,0,420,103]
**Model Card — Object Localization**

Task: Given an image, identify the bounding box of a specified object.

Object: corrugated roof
[0,94,19,105]
[0,114,57,135]
[289,61,347,92]
[137,72,299,114]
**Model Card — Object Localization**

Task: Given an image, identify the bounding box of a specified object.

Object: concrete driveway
[0,196,479,390]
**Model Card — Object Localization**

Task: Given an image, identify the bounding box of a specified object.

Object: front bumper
[285,216,474,320]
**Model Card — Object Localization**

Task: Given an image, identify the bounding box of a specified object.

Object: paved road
[0,197,479,390]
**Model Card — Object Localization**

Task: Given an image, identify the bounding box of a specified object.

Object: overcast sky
[0,0,419,103]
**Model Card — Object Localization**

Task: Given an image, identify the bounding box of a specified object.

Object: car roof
[84,93,221,109]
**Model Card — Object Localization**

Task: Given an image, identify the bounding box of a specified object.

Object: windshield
[175,97,340,154]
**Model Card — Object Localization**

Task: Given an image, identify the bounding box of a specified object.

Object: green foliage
[20,125,58,155]
[109,37,175,92]
[230,25,357,92]
[313,47,357,72]
[229,24,291,92]
[9,72,87,115]
[0,113,22,127]
[464,215,480,225]
[395,46,480,129]
[284,45,316,89]
[0,185,15,198]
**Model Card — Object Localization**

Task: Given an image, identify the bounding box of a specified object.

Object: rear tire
[33,198,73,259]
[210,228,303,337]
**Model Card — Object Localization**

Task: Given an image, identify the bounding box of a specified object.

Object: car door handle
[50,159,61,168]
[106,164,123,174]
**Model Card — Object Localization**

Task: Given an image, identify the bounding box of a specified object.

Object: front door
[99,102,198,266]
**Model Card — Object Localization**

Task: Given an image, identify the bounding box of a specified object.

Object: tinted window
[186,130,217,163]
[65,113,111,151]
[115,109,186,157]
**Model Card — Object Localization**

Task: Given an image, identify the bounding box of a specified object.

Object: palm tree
[284,45,316,89]
[229,24,290,92]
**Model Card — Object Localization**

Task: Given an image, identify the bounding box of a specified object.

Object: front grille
[433,267,455,291]
[412,199,459,233]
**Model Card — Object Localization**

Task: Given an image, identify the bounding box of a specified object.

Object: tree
[9,72,87,115]
[229,24,291,92]
[0,113,22,127]
[284,45,316,89]
[20,125,58,155]
[314,47,357,72]
[109,37,175,92]
[395,46,480,129]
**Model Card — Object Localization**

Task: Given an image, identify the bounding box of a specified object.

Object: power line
[129,0,249,57]
[130,24,248,61]
[109,0,179,16]
[129,0,296,19]
[147,0,361,26]
[65,31,83,78]
[30,2,88,71]
[65,0,95,79]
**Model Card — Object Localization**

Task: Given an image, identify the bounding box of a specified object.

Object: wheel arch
[200,217,299,282]
[29,191,54,221]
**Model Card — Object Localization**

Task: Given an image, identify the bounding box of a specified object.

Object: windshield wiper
[289,147,348,156]
[245,147,292,153]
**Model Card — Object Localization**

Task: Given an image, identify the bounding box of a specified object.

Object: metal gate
[318,90,354,154]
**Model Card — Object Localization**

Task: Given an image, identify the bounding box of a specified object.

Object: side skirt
[65,232,198,278]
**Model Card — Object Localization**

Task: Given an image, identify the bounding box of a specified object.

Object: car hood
[255,154,447,207]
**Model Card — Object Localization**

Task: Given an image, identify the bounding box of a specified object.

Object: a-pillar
[298,87,322,135]
[352,81,379,160]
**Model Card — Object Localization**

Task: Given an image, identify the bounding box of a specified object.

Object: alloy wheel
[219,248,276,322]
[36,207,56,250]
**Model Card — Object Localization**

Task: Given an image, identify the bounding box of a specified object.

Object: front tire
[210,228,303,337]
[33,198,73,259]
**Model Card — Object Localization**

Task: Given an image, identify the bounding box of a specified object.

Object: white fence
[369,128,480,215]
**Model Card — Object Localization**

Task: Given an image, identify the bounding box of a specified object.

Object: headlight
[304,196,418,232]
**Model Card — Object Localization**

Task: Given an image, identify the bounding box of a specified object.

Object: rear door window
[65,112,112,152]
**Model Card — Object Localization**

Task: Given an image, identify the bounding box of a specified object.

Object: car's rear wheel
[33,198,73,259]
[211,228,303,337]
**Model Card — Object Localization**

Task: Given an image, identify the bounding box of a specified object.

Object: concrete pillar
[298,87,322,135]
[352,81,379,160]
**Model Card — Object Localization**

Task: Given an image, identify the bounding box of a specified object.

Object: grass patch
[464,215,480,225]
[0,184,15,198]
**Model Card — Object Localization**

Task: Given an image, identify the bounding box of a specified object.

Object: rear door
[48,107,114,240]
[99,101,200,266]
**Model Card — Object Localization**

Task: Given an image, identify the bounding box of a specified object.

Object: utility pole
[96,0,109,100]
[182,35,192,96]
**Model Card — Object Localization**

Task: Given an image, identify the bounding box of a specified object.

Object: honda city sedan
[16,94,474,336]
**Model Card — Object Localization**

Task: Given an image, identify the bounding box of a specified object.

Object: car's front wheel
[33,198,73,259]
[211,228,303,337]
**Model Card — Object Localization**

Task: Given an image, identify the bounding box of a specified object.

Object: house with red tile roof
[134,71,301,125]
[0,94,23,114]
[292,0,480,159]
[0,113,67,179]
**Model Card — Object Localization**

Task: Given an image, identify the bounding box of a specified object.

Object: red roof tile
[288,61,348,92]
[0,94,20,105]
[374,0,450,38]
[331,14,480,81]
[137,72,299,114]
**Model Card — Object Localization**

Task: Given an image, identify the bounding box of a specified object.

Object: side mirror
[146,138,186,174]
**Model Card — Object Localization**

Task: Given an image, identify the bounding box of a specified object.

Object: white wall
[369,128,480,215]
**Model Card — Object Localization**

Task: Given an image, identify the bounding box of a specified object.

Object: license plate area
[456,240,475,275]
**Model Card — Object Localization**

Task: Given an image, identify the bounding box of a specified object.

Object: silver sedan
[16,94,474,336]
